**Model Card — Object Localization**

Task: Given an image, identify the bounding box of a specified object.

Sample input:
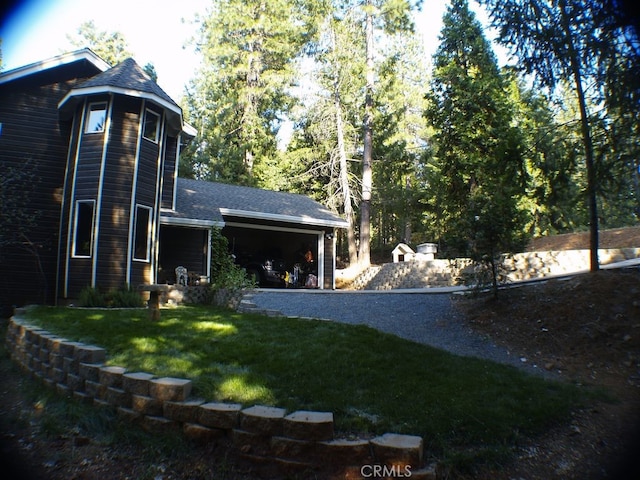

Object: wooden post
[148,290,161,321]
[138,284,170,321]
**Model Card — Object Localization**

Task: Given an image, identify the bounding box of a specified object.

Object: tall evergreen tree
[284,7,366,266]
[67,21,133,66]
[372,32,430,250]
[514,83,586,235]
[283,1,423,267]
[424,0,527,292]
[478,0,640,270]
[183,0,323,185]
[358,0,421,267]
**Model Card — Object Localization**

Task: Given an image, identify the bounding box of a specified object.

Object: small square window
[85,102,107,133]
[143,109,160,143]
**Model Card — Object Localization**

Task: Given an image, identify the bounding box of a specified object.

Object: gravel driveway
[248,289,552,377]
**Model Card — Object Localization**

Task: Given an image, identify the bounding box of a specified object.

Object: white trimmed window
[142,109,160,143]
[85,102,107,133]
[73,200,95,257]
[133,205,152,261]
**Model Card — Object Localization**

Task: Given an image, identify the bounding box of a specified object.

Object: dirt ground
[1,227,639,479]
[456,267,640,480]
[455,226,640,480]
[526,225,640,251]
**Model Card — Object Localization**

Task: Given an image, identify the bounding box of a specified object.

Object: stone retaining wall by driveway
[349,247,640,290]
[5,314,437,479]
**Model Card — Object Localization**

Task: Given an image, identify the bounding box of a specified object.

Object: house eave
[0,48,110,86]
[159,215,224,228]
[182,122,197,138]
[219,208,349,229]
[58,85,184,133]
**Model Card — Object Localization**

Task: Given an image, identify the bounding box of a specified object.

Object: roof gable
[0,48,110,86]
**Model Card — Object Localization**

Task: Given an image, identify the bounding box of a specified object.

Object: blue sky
[1,0,210,99]
[1,0,506,102]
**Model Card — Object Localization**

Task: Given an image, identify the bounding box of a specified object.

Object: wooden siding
[66,258,93,297]
[161,136,178,209]
[135,116,161,208]
[131,105,164,287]
[73,102,108,199]
[61,97,168,296]
[94,96,142,291]
[0,62,101,309]
[62,95,108,297]
[56,108,81,300]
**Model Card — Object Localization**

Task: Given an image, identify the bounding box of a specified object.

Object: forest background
[6,0,639,271]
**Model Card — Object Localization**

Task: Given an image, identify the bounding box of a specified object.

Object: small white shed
[392,243,415,263]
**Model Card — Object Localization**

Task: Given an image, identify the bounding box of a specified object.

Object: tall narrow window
[73,200,95,257]
[133,205,152,261]
[142,109,160,143]
[85,102,107,133]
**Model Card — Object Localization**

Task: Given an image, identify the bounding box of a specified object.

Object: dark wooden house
[0,49,347,311]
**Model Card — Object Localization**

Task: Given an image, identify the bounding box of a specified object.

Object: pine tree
[358,0,422,267]
[183,0,322,186]
[424,0,527,293]
[67,21,133,66]
[372,32,430,250]
[284,7,366,266]
[509,77,586,236]
[478,0,640,269]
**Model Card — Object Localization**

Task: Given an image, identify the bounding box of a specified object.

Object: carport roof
[161,178,349,229]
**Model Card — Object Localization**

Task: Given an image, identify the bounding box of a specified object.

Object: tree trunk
[559,0,599,271]
[334,78,359,266]
[244,49,259,175]
[359,2,374,268]
[404,175,412,243]
[244,9,264,178]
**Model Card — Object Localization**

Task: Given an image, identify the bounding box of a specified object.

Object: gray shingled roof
[73,58,177,109]
[58,56,185,134]
[161,178,348,228]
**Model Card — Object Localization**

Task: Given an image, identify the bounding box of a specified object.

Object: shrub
[77,286,107,307]
[209,227,255,292]
[76,286,143,308]
[110,286,144,308]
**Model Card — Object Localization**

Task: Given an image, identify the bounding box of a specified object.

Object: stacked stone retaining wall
[162,285,244,309]
[349,248,640,290]
[505,248,640,281]
[5,314,436,479]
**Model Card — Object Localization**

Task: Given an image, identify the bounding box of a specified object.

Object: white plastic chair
[175,266,188,286]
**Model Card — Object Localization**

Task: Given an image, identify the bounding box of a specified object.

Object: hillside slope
[527,226,640,252]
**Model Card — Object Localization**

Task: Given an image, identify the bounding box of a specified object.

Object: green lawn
[21,305,588,468]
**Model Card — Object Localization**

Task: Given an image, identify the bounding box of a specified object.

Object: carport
[159,178,348,289]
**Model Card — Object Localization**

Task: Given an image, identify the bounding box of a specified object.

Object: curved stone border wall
[5,314,437,479]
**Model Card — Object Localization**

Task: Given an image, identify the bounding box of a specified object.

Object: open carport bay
[223,224,321,286]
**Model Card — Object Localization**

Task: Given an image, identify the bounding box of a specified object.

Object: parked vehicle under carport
[237,255,287,287]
